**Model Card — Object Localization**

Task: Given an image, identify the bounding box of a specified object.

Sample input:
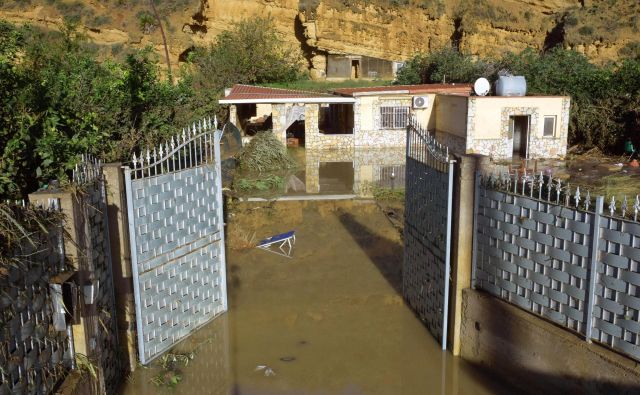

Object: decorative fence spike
[609,196,616,216]
[585,190,591,211]
[538,172,544,200]
[575,186,581,208]
[128,116,220,180]
[622,196,629,218]
[634,195,640,221]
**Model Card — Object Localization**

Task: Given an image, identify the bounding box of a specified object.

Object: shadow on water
[336,210,403,295]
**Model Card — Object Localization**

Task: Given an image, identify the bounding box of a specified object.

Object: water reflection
[285,147,406,196]
[120,201,511,395]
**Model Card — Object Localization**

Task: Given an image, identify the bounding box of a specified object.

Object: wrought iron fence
[404,117,455,349]
[474,170,640,360]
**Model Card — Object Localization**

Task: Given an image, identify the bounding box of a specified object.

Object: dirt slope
[1,0,637,76]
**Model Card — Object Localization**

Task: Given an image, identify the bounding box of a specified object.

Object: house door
[351,60,360,79]
[511,116,529,158]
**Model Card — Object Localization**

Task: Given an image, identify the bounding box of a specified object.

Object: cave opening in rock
[451,17,463,50]
[178,46,196,63]
[543,17,566,52]
[294,14,315,72]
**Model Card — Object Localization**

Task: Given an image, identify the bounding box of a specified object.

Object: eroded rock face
[1,0,637,77]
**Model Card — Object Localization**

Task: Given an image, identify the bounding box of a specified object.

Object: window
[380,106,410,129]
[543,116,556,137]
[319,104,354,134]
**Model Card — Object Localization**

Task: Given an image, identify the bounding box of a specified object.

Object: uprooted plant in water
[236,131,297,173]
[229,131,299,197]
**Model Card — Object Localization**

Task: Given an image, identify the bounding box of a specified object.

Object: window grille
[380,106,410,129]
[543,116,556,137]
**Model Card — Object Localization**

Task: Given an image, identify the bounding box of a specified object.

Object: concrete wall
[461,289,640,395]
[435,95,468,138]
[466,96,569,159]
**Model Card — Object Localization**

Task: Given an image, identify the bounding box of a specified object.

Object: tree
[187,16,306,117]
[395,48,492,85]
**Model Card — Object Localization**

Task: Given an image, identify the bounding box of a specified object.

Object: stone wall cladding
[355,98,409,148]
[468,105,538,160]
[305,104,354,150]
[229,105,237,126]
[271,104,287,144]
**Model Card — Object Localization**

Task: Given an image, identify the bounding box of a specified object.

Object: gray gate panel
[125,119,227,364]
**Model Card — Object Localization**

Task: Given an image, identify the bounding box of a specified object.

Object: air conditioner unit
[412,96,429,109]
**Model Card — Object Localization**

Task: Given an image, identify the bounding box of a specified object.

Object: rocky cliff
[1,0,638,78]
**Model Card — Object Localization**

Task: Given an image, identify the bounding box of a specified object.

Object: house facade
[435,95,571,159]
[220,84,570,160]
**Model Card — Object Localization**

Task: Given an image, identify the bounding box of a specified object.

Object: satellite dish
[474,78,491,96]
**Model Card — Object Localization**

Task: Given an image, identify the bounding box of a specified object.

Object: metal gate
[124,119,227,364]
[403,117,455,349]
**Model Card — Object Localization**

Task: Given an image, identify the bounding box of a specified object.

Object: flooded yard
[121,200,510,395]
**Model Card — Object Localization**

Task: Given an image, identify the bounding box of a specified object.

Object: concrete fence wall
[452,170,640,393]
[474,173,640,362]
[0,201,73,394]
[28,162,123,395]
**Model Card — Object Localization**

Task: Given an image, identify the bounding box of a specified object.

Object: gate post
[585,196,604,343]
[448,154,479,356]
[103,163,138,373]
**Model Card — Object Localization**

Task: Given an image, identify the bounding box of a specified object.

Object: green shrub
[578,25,594,36]
[234,175,285,193]
[136,10,157,33]
[395,47,491,85]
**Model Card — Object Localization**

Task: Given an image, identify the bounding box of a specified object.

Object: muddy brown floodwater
[121,200,513,395]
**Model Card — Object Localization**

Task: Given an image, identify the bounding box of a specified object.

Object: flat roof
[333,83,474,97]
[219,84,355,104]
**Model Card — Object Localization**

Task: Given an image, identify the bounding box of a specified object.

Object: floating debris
[279,356,296,362]
[255,365,276,377]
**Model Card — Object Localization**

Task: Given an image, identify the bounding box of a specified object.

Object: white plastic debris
[255,365,276,377]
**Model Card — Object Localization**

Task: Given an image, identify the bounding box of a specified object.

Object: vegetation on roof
[264,79,392,94]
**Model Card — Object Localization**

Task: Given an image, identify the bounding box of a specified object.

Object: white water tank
[496,76,527,96]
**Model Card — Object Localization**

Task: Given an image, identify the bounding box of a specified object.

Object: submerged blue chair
[256,231,296,258]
